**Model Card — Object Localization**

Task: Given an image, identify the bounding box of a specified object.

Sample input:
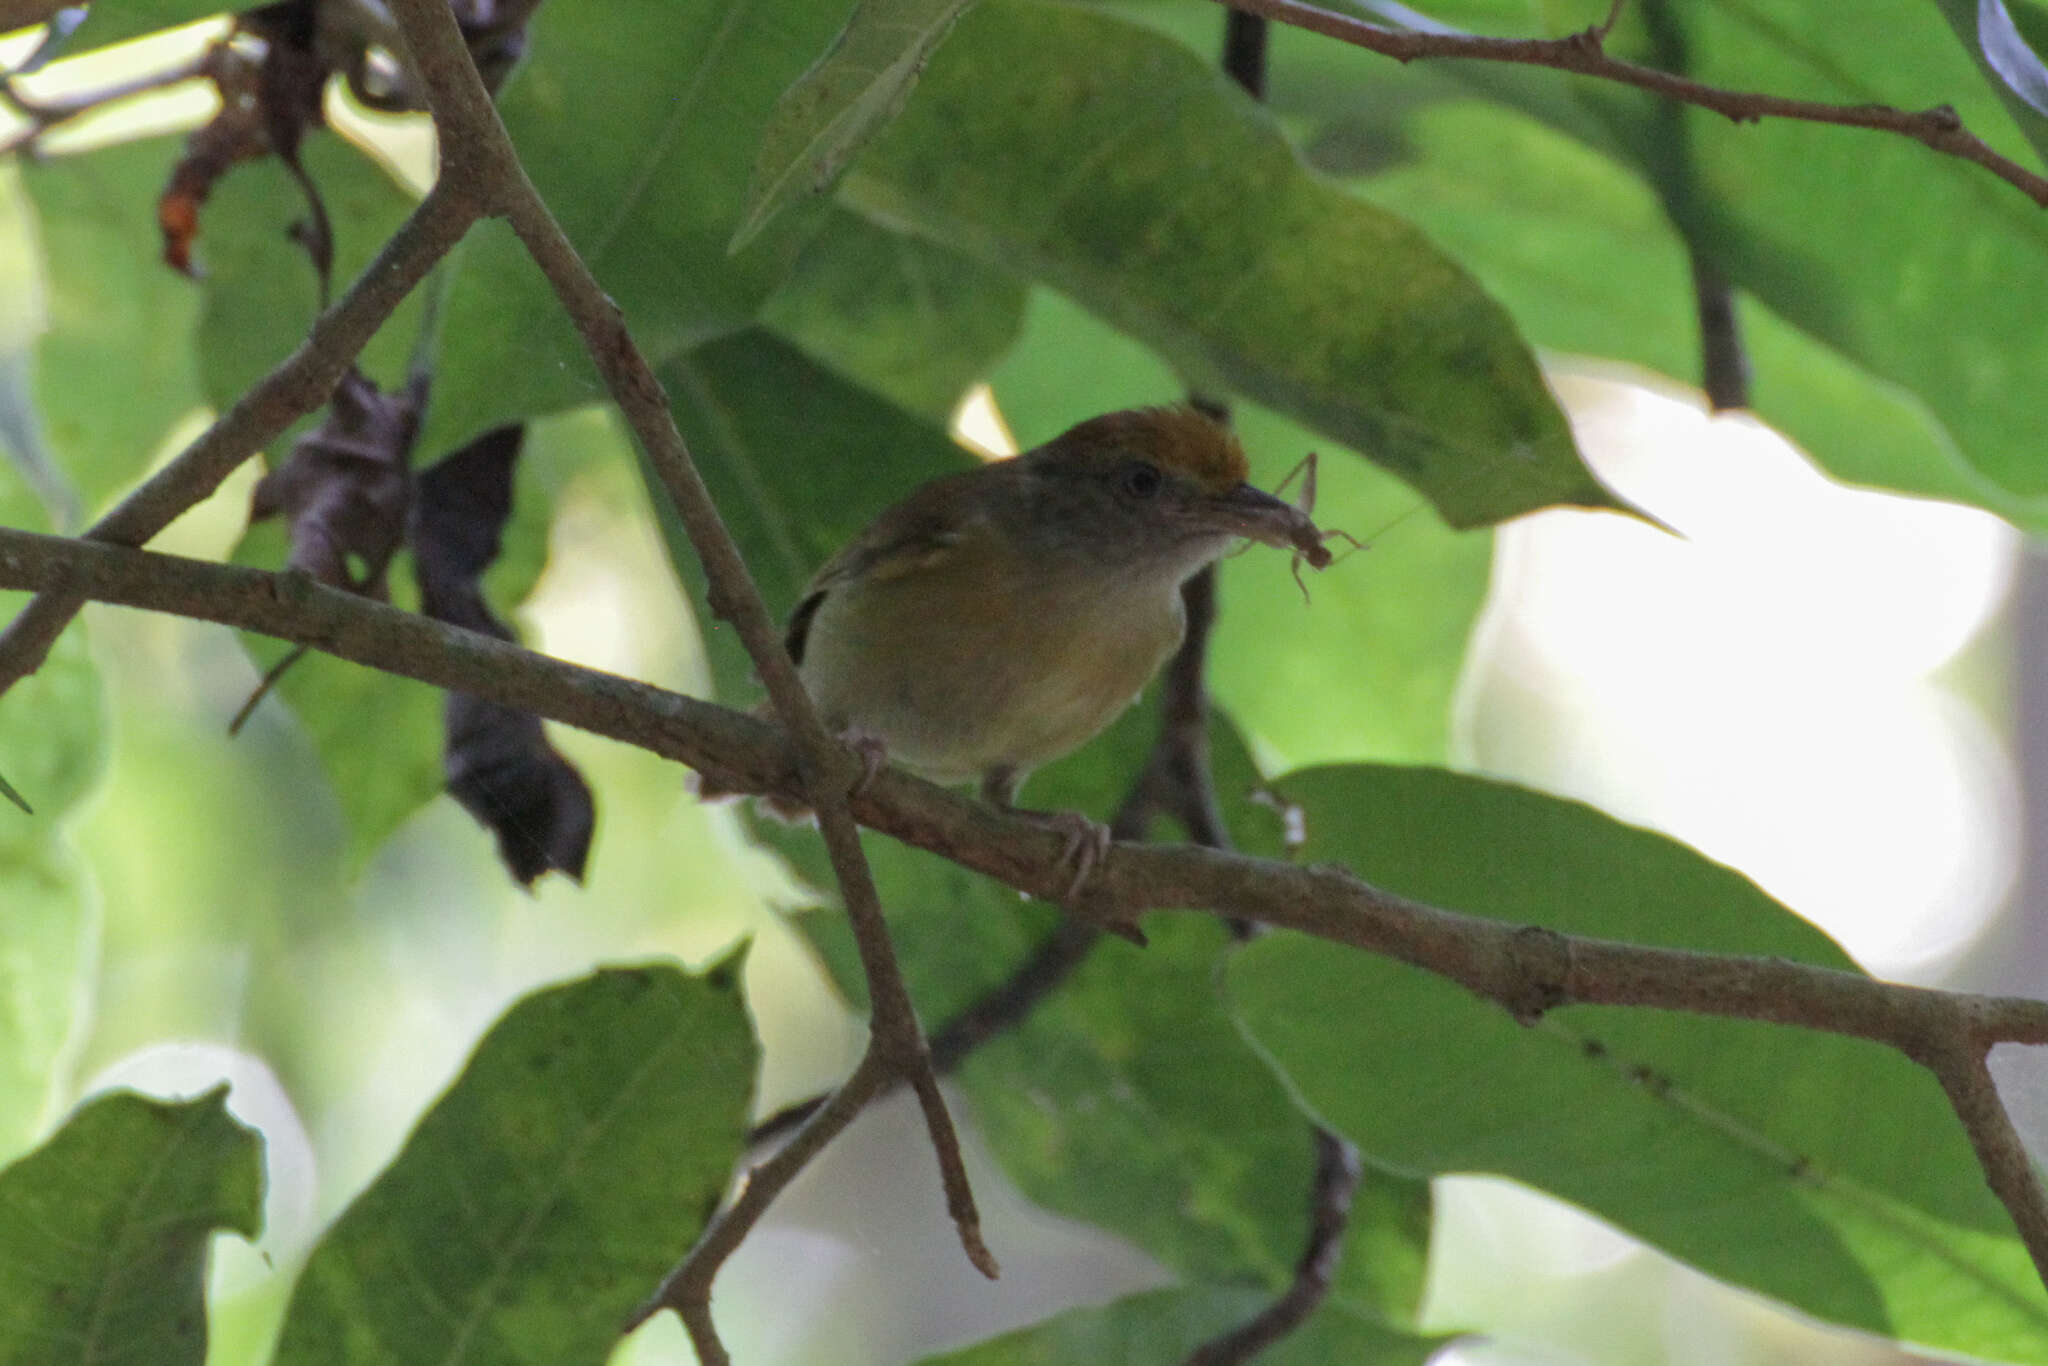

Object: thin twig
[1154,567,1232,846]
[6,529,2048,1285]
[0,177,480,700]
[1208,0,2048,208]
[1185,1130,1362,1365]
[749,919,1104,1147]
[1219,8,1269,101]
[1636,0,1750,411]
[1690,253,1748,409]
[1181,44,1365,1352]
[1929,1039,2048,1289]
[380,8,994,1357]
[639,1049,895,1362]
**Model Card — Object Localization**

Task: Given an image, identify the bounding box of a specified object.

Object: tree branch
[0,529,2033,1026]
[1208,0,2048,209]
[381,6,995,1354]
[11,519,2048,1019]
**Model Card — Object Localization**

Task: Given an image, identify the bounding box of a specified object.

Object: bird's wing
[784,470,990,666]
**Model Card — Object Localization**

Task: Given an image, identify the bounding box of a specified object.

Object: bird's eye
[1120,462,1164,498]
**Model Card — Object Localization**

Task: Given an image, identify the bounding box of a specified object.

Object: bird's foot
[840,727,890,798]
[699,721,889,822]
[752,726,889,821]
[1008,806,1114,904]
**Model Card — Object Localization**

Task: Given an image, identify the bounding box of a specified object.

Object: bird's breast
[796,558,1186,785]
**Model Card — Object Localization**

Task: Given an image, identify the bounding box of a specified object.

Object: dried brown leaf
[414,425,594,884]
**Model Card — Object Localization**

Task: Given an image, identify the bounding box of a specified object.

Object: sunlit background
[2,17,2043,1366]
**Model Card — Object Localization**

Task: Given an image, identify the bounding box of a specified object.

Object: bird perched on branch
[784,405,1330,894]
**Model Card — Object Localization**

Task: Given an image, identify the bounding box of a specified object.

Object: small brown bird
[785,406,1328,892]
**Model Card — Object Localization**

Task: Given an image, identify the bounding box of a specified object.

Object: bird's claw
[1009,807,1112,903]
[842,727,890,798]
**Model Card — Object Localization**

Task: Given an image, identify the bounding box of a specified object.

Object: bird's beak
[1208,483,1332,567]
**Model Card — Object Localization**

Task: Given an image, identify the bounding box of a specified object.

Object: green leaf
[229,516,444,873]
[984,287,1183,441]
[0,843,93,1160]
[0,621,103,1159]
[1342,99,2008,513]
[734,0,980,251]
[914,1285,1446,1365]
[271,963,756,1366]
[421,222,601,461]
[1228,765,2048,1361]
[0,1087,262,1366]
[20,138,206,513]
[761,206,1026,421]
[651,327,975,703]
[0,616,102,825]
[422,0,859,454]
[1665,3,2048,510]
[846,0,1613,528]
[1496,1,2048,519]
[916,1287,1271,1366]
[479,405,613,611]
[988,290,1493,766]
[195,133,422,416]
[959,916,1325,1287]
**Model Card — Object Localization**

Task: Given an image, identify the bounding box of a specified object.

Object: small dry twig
[1210,0,2048,208]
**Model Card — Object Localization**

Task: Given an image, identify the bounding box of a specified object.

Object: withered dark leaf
[443,694,595,884]
[414,425,595,885]
[229,367,423,737]
[249,368,421,594]
[160,1,331,279]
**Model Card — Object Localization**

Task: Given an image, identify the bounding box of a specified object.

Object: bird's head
[1009,407,1328,575]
